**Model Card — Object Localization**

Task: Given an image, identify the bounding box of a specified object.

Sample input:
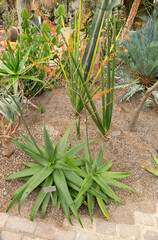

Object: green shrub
[0,42,42,95]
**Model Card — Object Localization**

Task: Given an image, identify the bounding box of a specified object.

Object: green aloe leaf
[97,160,113,173]
[43,123,54,157]
[0,62,14,74]
[103,178,136,194]
[57,125,73,154]
[19,48,31,73]
[18,166,54,212]
[96,196,110,220]
[12,139,47,166]
[58,191,72,225]
[65,139,96,159]
[30,175,53,221]
[6,191,24,212]
[87,193,95,223]
[22,135,45,155]
[74,174,93,203]
[41,193,51,218]
[145,166,158,176]
[6,165,43,180]
[92,144,103,171]
[151,153,158,166]
[93,175,123,203]
[54,161,77,171]
[53,169,82,227]
[101,172,131,179]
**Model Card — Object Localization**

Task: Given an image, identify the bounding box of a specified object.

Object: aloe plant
[6,124,96,225]
[144,153,158,176]
[62,141,136,222]
[6,123,135,225]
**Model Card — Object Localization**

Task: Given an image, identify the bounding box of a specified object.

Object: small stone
[134,211,154,226]
[0,213,9,228]
[77,232,100,240]
[0,231,21,240]
[142,126,149,132]
[55,228,77,240]
[96,218,116,235]
[34,222,56,240]
[118,224,140,239]
[6,216,37,233]
[144,230,158,240]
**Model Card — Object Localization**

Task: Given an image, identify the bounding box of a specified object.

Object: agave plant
[116,14,158,106]
[6,125,95,225]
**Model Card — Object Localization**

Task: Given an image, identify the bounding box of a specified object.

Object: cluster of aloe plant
[6,124,135,225]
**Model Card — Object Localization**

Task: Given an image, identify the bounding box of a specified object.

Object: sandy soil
[0,82,158,226]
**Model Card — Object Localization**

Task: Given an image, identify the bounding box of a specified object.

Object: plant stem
[130,81,158,131]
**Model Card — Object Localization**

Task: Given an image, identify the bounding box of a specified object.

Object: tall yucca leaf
[82,0,113,80]
[105,18,116,131]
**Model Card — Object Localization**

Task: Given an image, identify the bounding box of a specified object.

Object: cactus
[9,26,18,42]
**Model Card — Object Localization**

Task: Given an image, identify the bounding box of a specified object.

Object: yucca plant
[116,14,158,105]
[6,124,96,225]
[60,0,117,136]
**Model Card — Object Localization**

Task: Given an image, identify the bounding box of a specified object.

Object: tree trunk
[1,138,14,157]
[130,81,158,131]
[124,0,154,19]
[26,0,32,15]
[126,0,141,30]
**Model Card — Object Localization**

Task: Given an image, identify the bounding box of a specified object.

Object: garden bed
[1,83,158,226]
